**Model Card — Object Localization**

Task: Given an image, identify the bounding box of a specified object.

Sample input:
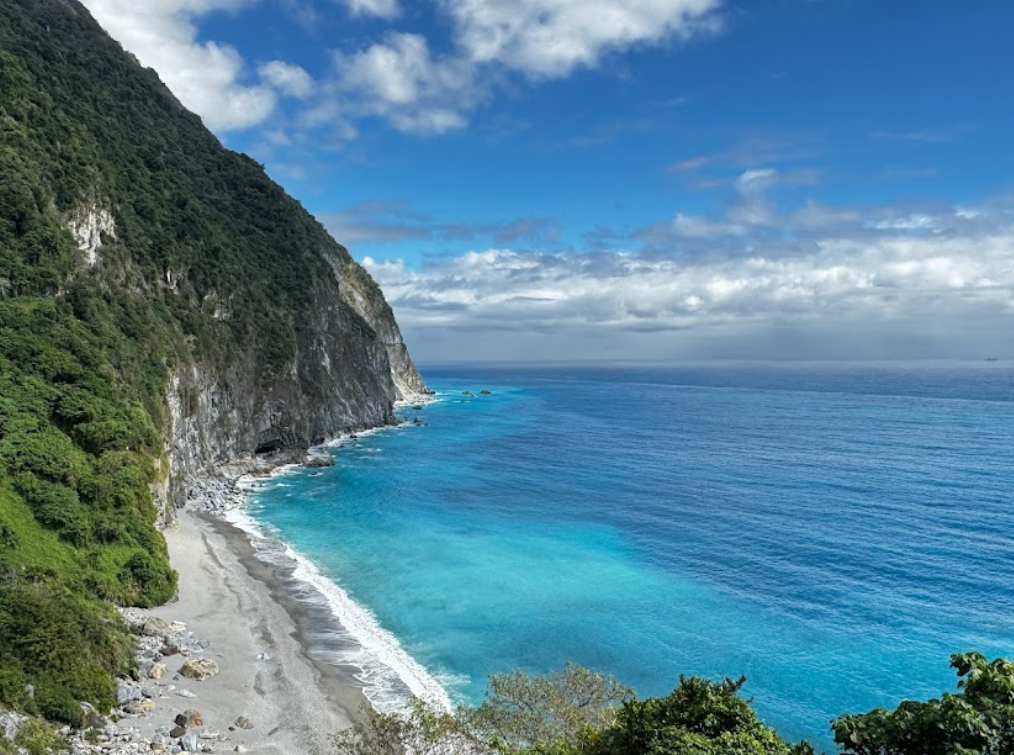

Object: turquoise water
[242,362,1014,750]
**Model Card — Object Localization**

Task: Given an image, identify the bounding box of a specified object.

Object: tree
[330,700,491,755]
[599,676,813,755]
[329,668,813,755]
[464,663,632,753]
[832,653,1014,755]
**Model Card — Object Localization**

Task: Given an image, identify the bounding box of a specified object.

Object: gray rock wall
[161,253,425,510]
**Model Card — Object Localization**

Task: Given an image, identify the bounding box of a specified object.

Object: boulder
[303,456,334,469]
[118,684,142,706]
[179,658,219,681]
[142,618,172,639]
[180,733,200,752]
[233,717,253,730]
[149,663,168,680]
[169,726,186,739]
[175,710,204,728]
[480,390,492,395]
[123,700,146,715]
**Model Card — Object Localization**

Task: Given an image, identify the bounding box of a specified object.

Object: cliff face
[163,257,421,508]
[0,0,425,719]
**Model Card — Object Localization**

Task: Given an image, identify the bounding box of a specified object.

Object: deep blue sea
[239,362,1014,751]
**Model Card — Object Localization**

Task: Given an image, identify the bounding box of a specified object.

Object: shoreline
[91,506,370,755]
[68,399,446,755]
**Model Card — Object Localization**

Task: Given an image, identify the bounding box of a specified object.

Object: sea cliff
[0,0,425,748]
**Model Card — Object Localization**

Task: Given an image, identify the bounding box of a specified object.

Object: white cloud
[363,197,1014,359]
[331,33,475,135]
[444,0,723,78]
[338,0,401,19]
[326,0,723,135]
[259,60,316,99]
[81,0,276,131]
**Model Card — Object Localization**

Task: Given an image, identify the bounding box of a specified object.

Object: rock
[169,726,186,739]
[151,743,165,752]
[142,686,157,699]
[143,618,172,638]
[480,389,492,395]
[80,702,106,729]
[198,731,220,740]
[169,622,188,634]
[180,733,199,752]
[413,417,423,424]
[123,700,147,715]
[175,689,196,699]
[233,717,253,731]
[175,710,204,728]
[118,684,143,706]
[412,405,422,410]
[149,663,168,680]
[234,746,246,753]
[462,391,474,396]
[1,711,26,741]
[303,456,334,468]
[141,699,157,714]
[179,658,219,681]
[24,683,34,699]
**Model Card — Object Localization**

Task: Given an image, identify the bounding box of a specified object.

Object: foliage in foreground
[832,653,1014,755]
[335,654,1014,755]
[332,667,812,755]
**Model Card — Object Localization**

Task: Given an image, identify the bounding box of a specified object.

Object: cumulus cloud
[330,33,476,135]
[444,0,723,79]
[80,0,278,131]
[259,61,316,99]
[363,195,1014,360]
[327,0,724,135]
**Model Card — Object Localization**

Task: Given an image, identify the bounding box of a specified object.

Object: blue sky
[80,0,1014,361]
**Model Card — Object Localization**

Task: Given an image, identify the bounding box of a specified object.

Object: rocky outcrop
[65,201,116,267]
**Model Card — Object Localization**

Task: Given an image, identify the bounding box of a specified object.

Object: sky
[78,0,1014,362]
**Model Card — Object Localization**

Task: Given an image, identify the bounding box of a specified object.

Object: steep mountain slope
[0,0,424,723]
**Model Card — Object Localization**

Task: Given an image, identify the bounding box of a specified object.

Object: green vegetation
[0,0,379,725]
[333,668,813,755]
[833,653,1014,755]
[2,718,67,755]
[336,656,1014,755]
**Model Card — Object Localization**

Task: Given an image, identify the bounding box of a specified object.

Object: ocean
[232,362,1014,750]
